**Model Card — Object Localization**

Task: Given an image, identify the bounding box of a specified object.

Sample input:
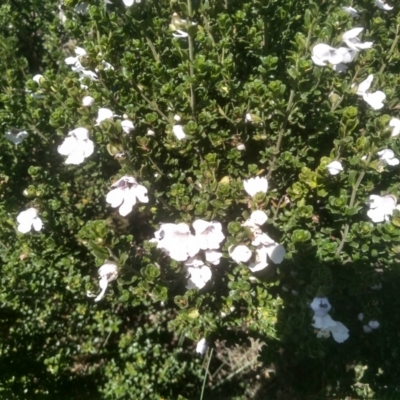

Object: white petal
[106,188,125,208]
[357,74,374,96]
[65,148,85,165]
[375,0,393,10]
[342,27,364,41]
[387,157,399,166]
[310,297,331,317]
[123,0,134,5]
[75,46,87,56]
[389,118,400,137]
[82,96,94,106]
[118,189,137,216]
[96,108,114,124]
[17,222,32,233]
[250,210,268,226]
[368,320,380,329]
[342,6,360,17]
[363,91,386,110]
[312,43,335,60]
[83,139,94,158]
[134,184,149,203]
[121,120,135,134]
[196,338,207,355]
[312,314,336,329]
[32,217,43,231]
[311,55,327,66]
[58,136,77,156]
[335,47,358,63]
[172,125,186,140]
[367,208,386,223]
[330,321,349,343]
[17,208,38,224]
[205,250,223,265]
[327,161,343,175]
[267,244,286,264]
[230,245,252,263]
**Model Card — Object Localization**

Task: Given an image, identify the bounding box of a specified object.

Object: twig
[267,89,295,179]
[187,0,196,119]
[335,154,372,256]
[200,348,213,400]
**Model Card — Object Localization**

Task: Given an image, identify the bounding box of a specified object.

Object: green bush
[1,0,400,398]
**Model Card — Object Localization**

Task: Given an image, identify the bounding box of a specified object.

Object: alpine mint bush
[1,0,400,398]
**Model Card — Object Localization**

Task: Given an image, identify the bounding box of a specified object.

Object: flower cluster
[358,313,380,333]
[367,194,400,223]
[230,210,286,273]
[310,297,349,343]
[311,28,372,73]
[151,220,224,289]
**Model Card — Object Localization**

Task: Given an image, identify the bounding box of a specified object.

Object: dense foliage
[1,0,400,398]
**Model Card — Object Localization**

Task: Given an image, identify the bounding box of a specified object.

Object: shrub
[1,0,400,398]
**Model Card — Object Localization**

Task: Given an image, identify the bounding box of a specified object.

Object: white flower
[58,127,94,165]
[367,194,400,223]
[356,75,386,109]
[249,210,268,226]
[82,96,94,107]
[204,249,223,265]
[363,324,373,333]
[94,262,118,302]
[342,6,360,17]
[65,46,87,65]
[79,68,98,81]
[174,114,181,122]
[375,0,393,10]
[17,208,43,233]
[248,237,286,272]
[342,28,373,51]
[311,44,357,67]
[172,124,186,140]
[32,74,43,84]
[121,120,135,134]
[98,60,114,71]
[172,30,189,38]
[5,129,28,145]
[153,223,200,261]
[378,149,399,166]
[356,74,374,96]
[96,108,114,125]
[147,129,155,136]
[106,176,148,217]
[185,264,212,290]
[363,91,386,110]
[192,220,225,250]
[389,118,400,137]
[230,245,252,264]
[358,313,364,321]
[123,0,141,6]
[312,314,349,343]
[237,143,245,151]
[327,160,343,175]
[310,297,332,317]
[243,176,268,197]
[196,338,207,355]
[368,320,380,329]
[245,113,253,122]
